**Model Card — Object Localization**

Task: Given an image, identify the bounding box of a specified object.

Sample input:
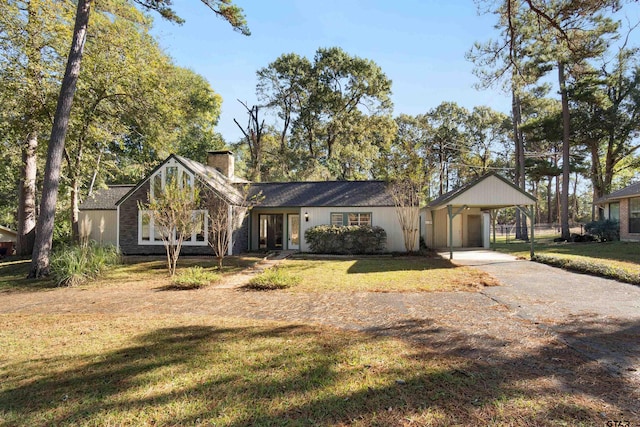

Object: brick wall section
[118,181,247,255]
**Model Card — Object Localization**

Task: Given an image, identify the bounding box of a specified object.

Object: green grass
[275,256,498,292]
[0,313,631,426]
[494,239,640,284]
[0,255,263,293]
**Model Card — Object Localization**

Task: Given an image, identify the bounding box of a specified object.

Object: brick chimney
[206,150,235,179]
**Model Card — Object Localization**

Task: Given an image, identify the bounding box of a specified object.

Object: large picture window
[138,209,208,245]
[630,198,640,234]
[330,212,372,226]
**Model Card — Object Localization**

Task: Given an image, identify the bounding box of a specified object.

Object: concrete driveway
[443,249,640,383]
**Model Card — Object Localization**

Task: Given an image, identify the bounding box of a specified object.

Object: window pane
[360,213,371,226]
[608,202,620,221]
[141,212,150,241]
[630,198,640,233]
[195,211,206,242]
[348,213,358,226]
[166,166,178,185]
[152,172,162,198]
[182,171,192,190]
[331,213,343,226]
[154,221,164,241]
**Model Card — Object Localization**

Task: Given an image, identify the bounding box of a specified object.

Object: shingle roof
[80,185,135,210]
[249,181,395,207]
[593,181,640,204]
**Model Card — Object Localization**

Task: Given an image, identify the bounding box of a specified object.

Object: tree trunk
[29,0,92,278]
[547,176,553,224]
[16,133,38,256]
[558,61,571,240]
[512,91,528,240]
[70,175,81,243]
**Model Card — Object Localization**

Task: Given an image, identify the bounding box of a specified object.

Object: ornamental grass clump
[171,266,220,289]
[51,244,120,287]
[246,267,301,290]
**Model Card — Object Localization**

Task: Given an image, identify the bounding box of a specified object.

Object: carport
[420,173,537,260]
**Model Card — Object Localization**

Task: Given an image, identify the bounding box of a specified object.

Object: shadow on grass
[1,317,638,425]
[0,258,57,292]
[347,256,458,274]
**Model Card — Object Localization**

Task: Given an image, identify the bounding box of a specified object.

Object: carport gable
[428,173,536,210]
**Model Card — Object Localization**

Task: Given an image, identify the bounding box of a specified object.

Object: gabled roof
[249,181,395,207]
[593,181,640,205]
[115,154,243,206]
[427,173,536,210]
[79,185,135,210]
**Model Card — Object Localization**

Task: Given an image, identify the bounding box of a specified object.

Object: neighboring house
[0,225,17,257]
[100,151,417,255]
[593,181,640,242]
[79,185,135,245]
[421,173,537,257]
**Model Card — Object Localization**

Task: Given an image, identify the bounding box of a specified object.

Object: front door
[259,214,283,250]
[288,214,300,250]
[467,215,482,247]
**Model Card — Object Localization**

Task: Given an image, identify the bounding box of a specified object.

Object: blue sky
[150,1,639,144]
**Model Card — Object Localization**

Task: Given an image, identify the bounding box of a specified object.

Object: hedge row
[533,254,640,286]
[304,225,387,254]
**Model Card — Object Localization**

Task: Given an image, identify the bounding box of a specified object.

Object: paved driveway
[443,249,640,383]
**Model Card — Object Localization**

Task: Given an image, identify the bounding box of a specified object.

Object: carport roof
[426,173,536,210]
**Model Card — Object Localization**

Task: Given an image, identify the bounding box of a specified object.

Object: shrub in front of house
[246,267,301,290]
[171,266,221,289]
[304,225,387,254]
[584,219,620,242]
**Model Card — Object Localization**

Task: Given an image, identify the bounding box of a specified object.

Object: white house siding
[443,175,535,206]
[299,206,415,253]
[79,210,117,245]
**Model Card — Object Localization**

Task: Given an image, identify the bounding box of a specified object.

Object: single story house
[80,151,418,255]
[420,173,537,258]
[593,181,640,242]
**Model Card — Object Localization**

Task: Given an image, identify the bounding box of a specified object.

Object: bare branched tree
[204,184,261,269]
[140,178,200,276]
[389,178,423,253]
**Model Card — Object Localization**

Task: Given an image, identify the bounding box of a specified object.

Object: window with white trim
[330,213,344,226]
[150,158,194,200]
[138,209,208,245]
[630,198,640,234]
[139,158,206,245]
[330,212,372,226]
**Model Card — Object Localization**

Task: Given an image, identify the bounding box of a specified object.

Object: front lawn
[0,313,633,426]
[494,240,640,284]
[272,256,498,292]
[0,255,264,293]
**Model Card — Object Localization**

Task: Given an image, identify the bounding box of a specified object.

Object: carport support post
[448,205,453,260]
[447,204,468,260]
[517,205,536,260]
